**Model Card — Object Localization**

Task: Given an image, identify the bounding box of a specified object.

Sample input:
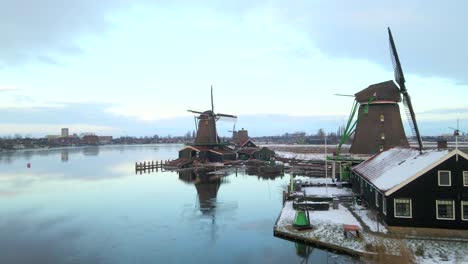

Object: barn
[350,147,468,229]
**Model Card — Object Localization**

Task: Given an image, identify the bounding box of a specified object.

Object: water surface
[0,145,354,263]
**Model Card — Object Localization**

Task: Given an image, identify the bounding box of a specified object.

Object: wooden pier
[135,160,170,174]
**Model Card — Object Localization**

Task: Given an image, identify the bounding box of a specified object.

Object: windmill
[341,27,422,155]
[228,123,237,140]
[188,86,237,145]
[449,119,466,161]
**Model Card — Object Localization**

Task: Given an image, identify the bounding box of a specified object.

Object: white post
[325,135,328,196]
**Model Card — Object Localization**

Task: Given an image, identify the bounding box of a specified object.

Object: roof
[352,147,468,195]
[179,145,212,152]
[355,80,401,103]
[237,147,259,155]
[239,139,257,148]
[209,149,236,155]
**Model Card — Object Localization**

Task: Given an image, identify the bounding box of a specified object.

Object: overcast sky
[0,0,466,137]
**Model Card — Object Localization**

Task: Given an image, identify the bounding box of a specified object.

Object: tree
[316,129,325,138]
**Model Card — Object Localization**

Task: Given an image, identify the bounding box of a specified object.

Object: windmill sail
[388,27,423,152]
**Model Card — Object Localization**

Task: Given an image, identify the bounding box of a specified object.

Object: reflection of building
[178,169,223,215]
[61,149,69,162]
[61,128,69,137]
[82,146,99,156]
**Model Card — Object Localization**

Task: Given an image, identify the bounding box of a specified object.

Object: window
[438,171,451,186]
[360,180,364,195]
[375,192,379,207]
[383,197,387,215]
[464,172,468,187]
[462,201,468,221]
[394,198,412,218]
[380,132,385,140]
[380,114,384,122]
[436,200,455,220]
[379,144,384,152]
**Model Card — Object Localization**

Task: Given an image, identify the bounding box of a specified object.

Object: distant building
[61,128,69,137]
[47,135,60,140]
[98,136,113,144]
[82,135,99,145]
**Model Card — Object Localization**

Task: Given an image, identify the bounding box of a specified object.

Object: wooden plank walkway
[135,160,170,174]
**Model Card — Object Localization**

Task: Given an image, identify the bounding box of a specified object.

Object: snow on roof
[352,147,450,192]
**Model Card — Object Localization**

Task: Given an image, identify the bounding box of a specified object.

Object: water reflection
[0,145,356,264]
[295,242,314,263]
[61,149,69,162]
[178,169,228,215]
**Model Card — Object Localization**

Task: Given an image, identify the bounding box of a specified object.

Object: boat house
[350,147,468,229]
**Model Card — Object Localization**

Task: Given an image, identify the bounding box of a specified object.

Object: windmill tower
[188,86,237,146]
[349,80,409,154]
[346,28,423,155]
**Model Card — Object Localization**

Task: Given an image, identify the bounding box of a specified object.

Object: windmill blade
[215,113,238,119]
[211,85,214,113]
[188,109,205,115]
[388,27,406,91]
[388,27,423,152]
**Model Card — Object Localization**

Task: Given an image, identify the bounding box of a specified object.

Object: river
[0,144,355,263]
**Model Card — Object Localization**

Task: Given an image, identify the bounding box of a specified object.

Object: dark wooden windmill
[348,80,410,154]
[188,86,237,146]
[340,28,423,155]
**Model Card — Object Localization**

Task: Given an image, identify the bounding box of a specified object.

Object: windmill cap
[355,80,402,103]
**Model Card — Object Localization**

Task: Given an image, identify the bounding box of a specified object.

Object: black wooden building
[350,147,468,229]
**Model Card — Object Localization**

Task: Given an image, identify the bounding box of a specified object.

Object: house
[178,145,236,163]
[238,147,275,161]
[350,147,468,229]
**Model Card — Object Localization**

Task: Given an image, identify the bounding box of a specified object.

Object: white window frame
[463,171,468,187]
[438,170,451,186]
[462,201,468,221]
[394,198,412,218]
[375,191,379,207]
[436,200,455,220]
[383,197,387,215]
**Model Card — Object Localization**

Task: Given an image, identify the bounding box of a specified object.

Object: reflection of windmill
[342,27,422,155]
[188,86,237,145]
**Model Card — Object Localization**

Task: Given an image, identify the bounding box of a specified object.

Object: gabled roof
[179,145,212,152]
[240,139,257,148]
[237,147,259,155]
[352,147,468,196]
[355,80,401,103]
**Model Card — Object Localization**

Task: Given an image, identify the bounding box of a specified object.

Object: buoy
[27,163,31,168]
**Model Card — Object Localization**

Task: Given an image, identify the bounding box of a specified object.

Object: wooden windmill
[341,28,422,155]
[188,86,237,146]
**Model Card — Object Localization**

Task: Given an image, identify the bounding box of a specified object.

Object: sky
[0,0,467,137]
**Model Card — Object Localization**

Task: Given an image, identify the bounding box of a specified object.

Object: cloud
[2,0,467,84]
[0,0,130,66]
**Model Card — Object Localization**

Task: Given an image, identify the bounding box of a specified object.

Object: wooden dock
[135,160,170,174]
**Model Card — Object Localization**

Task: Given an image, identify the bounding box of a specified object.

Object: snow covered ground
[275,151,326,161]
[276,201,468,263]
[303,186,352,197]
[352,207,388,233]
